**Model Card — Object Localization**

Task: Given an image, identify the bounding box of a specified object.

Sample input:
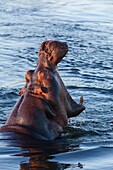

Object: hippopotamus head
[37,40,68,67]
[19,40,68,95]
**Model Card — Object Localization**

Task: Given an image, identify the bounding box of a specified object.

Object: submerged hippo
[0,40,85,140]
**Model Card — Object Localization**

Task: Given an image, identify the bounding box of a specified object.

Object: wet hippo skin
[0,40,85,140]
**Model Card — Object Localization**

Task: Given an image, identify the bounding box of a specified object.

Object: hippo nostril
[61,42,68,47]
[49,56,53,61]
[63,42,67,46]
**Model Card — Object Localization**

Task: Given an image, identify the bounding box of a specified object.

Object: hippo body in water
[0,40,85,140]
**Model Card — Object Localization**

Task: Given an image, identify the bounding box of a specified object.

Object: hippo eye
[41,86,48,93]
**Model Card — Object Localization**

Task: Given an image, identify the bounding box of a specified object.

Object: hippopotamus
[0,40,85,140]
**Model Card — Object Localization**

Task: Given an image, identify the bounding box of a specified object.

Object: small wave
[49,145,113,169]
[67,85,113,95]
[63,126,99,139]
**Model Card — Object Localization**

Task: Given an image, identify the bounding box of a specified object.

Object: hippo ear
[25,70,34,83]
[19,86,26,95]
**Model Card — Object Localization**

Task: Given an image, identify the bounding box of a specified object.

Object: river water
[0,0,113,169]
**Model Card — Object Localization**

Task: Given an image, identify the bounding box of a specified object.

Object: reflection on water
[0,0,113,169]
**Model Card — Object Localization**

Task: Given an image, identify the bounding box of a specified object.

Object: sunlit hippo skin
[36,40,85,125]
[0,40,85,140]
